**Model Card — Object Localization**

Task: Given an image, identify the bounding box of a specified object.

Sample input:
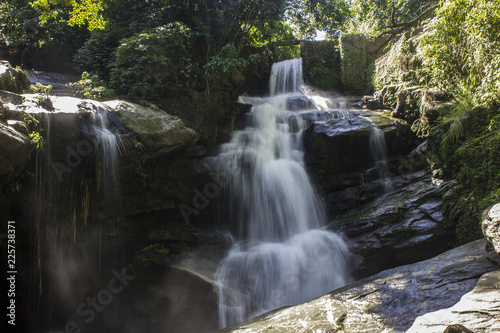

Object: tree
[287,0,351,38]
[31,0,105,31]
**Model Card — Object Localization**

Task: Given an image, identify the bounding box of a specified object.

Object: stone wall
[340,33,367,94]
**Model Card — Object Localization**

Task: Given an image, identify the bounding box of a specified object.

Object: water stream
[29,99,125,330]
[214,58,352,327]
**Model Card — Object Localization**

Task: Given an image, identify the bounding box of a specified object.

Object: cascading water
[366,118,392,192]
[29,99,125,330]
[214,58,352,327]
[89,104,123,220]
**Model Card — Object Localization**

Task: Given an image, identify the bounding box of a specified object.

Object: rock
[0,61,30,93]
[303,110,416,194]
[6,120,29,135]
[80,257,220,333]
[407,269,500,333]
[362,96,391,110]
[482,203,500,255]
[329,171,454,278]
[0,90,25,121]
[105,100,199,158]
[148,223,198,243]
[217,240,499,333]
[0,121,30,176]
[27,70,79,96]
[443,325,474,333]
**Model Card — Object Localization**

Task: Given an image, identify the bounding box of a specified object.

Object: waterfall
[29,99,125,330]
[89,105,122,219]
[269,58,303,96]
[366,118,392,192]
[214,58,352,327]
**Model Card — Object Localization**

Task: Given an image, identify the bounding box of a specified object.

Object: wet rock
[105,100,199,158]
[217,240,499,333]
[303,110,416,194]
[329,171,454,278]
[362,96,391,110]
[407,269,500,333]
[0,121,30,176]
[84,256,220,333]
[443,325,474,333]
[0,60,30,93]
[482,203,500,255]
[27,70,79,96]
[6,120,29,135]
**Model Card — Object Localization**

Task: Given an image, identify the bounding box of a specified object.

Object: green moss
[365,61,376,93]
[340,33,367,94]
[133,244,170,262]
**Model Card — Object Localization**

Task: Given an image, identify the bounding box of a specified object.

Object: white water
[215,58,352,327]
[366,118,392,192]
[90,107,121,208]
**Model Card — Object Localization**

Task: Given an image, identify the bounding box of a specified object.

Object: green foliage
[287,0,352,39]
[31,0,105,31]
[204,44,250,91]
[349,0,437,32]
[23,113,44,149]
[109,23,194,100]
[301,40,342,90]
[30,82,52,95]
[73,29,118,77]
[0,0,65,48]
[438,83,480,148]
[70,71,115,99]
[30,82,55,109]
[441,121,500,244]
[418,0,500,107]
[374,33,424,90]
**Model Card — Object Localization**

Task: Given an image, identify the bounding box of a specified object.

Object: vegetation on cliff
[365,0,500,244]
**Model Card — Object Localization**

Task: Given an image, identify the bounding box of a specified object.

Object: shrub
[109,23,194,100]
[70,71,115,100]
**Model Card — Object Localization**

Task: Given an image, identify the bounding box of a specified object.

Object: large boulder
[105,101,199,158]
[0,60,30,93]
[482,203,500,255]
[329,170,454,278]
[407,269,500,333]
[217,240,499,333]
[303,110,417,194]
[0,121,31,176]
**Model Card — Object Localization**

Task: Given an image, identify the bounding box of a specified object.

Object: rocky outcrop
[407,269,500,333]
[0,121,30,177]
[0,60,30,93]
[482,203,500,255]
[218,240,499,333]
[105,100,199,158]
[329,170,454,278]
[303,110,417,195]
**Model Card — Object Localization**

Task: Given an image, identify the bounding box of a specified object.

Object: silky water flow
[214,58,353,327]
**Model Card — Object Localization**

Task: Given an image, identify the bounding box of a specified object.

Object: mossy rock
[105,100,199,158]
[340,34,367,94]
[133,243,170,262]
[0,61,30,93]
